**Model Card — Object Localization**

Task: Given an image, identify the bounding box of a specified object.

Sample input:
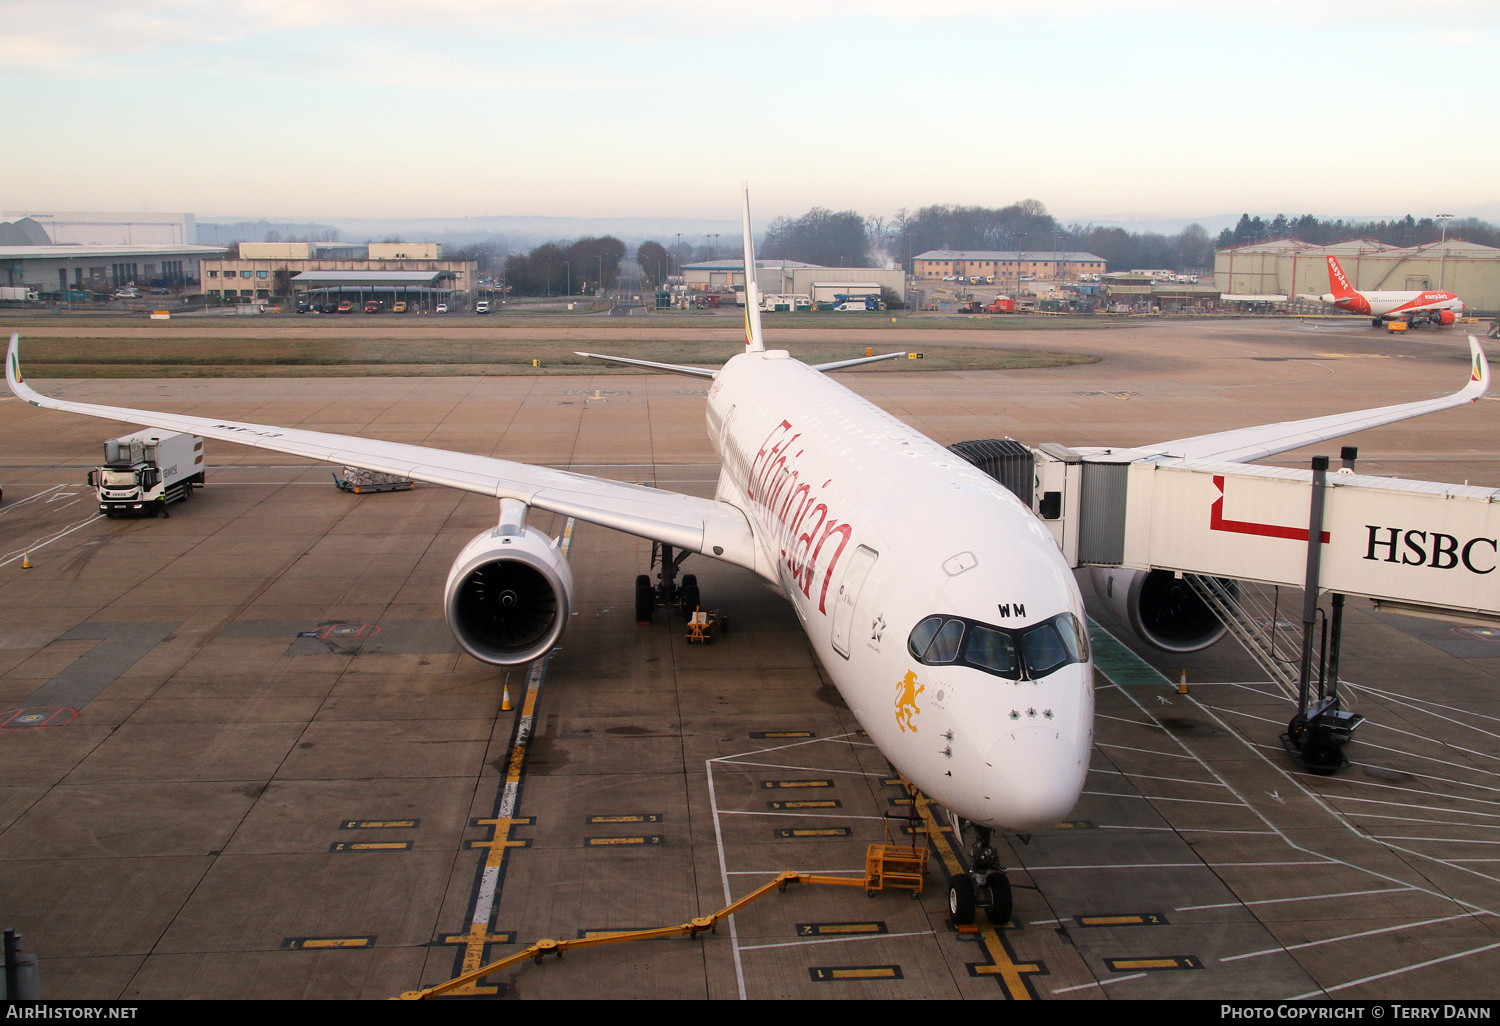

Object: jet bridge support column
[1283,454,1363,775]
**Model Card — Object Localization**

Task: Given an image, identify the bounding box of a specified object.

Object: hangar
[681,259,905,301]
[289,269,463,311]
[1215,238,1500,315]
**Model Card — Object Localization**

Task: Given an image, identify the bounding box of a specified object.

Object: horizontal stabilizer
[573,352,717,379]
[810,351,907,372]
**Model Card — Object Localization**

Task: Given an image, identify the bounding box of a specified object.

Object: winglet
[6,333,40,407]
[741,185,765,353]
[1466,334,1489,398]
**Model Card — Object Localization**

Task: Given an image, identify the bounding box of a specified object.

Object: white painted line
[1051,973,1146,994]
[1095,713,1163,728]
[0,511,105,568]
[1354,682,1500,730]
[0,483,64,517]
[1350,812,1500,830]
[1025,861,1332,872]
[738,929,936,952]
[725,870,863,876]
[1323,776,1500,813]
[1370,835,1500,846]
[1081,790,1248,808]
[1322,794,1500,822]
[1178,886,1415,913]
[715,810,887,822]
[710,759,887,778]
[1090,769,1231,789]
[1289,939,1500,999]
[1095,742,1200,762]
[1097,825,1278,836]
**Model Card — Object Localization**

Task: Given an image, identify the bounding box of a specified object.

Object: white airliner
[1312,254,1466,328]
[5,191,1490,927]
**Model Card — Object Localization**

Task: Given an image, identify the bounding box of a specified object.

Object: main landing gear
[946,821,1012,927]
[635,542,701,624]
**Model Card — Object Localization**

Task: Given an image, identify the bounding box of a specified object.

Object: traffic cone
[1178,670,1188,695]
[501,675,512,712]
[21,551,30,569]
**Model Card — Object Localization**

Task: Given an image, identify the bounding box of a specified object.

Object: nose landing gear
[946,823,1012,927]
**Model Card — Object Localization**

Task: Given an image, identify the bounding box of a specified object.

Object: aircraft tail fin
[1326,255,1359,299]
[741,185,765,353]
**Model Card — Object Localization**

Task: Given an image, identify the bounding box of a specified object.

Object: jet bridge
[1026,443,1500,626]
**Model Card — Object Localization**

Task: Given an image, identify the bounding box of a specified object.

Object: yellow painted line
[1105,955,1201,972]
[1076,914,1168,927]
[798,922,887,937]
[912,788,1044,999]
[587,814,662,824]
[329,841,411,852]
[1053,820,1096,830]
[585,836,664,846]
[440,931,514,946]
[776,827,852,838]
[751,730,815,739]
[769,800,841,810]
[283,936,375,950]
[341,819,419,829]
[810,965,903,981]
[761,780,833,789]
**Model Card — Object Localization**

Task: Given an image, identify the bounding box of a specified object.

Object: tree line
[464,207,1500,296]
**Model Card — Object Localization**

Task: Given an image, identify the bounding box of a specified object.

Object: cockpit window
[964,625,1018,677]
[1021,620,1070,678]
[925,619,964,663]
[908,616,943,660]
[907,611,1087,682]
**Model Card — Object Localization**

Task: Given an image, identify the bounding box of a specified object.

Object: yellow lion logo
[894,670,924,733]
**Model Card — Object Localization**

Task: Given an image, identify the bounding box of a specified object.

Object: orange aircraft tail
[1326,255,1359,299]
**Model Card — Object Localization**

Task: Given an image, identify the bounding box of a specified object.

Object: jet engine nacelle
[1090,567,1230,653]
[444,523,573,665]
[1436,310,1457,326]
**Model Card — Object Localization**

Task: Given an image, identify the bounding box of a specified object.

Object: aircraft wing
[6,334,757,570]
[1125,336,1489,464]
[810,351,907,372]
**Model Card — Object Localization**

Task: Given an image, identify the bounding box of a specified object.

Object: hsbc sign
[1118,459,1500,623]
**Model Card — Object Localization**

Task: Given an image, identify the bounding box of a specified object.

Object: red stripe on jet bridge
[1209,476,1329,543]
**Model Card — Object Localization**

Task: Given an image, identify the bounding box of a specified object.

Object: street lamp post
[1437,213,1454,244]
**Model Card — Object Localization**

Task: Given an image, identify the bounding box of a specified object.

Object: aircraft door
[830,545,879,659]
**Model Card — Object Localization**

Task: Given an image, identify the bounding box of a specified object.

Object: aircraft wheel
[948,873,976,926]
[681,583,701,620]
[983,872,1012,926]
[635,574,654,624]
[1372,318,1383,328]
[1303,738,1342,776]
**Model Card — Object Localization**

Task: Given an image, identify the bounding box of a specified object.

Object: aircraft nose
[981,727,1087,832]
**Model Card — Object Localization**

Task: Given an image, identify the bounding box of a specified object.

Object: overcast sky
[5,0,1497,226]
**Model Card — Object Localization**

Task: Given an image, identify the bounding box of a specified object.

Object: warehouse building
[1215,238,1500,315]
[681,259,905,301]
[201,242,475,303]
[913,250,1106,282]
[3,210,198,246]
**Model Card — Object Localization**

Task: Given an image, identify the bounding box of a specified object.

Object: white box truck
[88,431,205,517]
[0,287,39,303]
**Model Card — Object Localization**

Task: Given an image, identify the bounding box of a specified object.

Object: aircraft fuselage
[705,348,1094,832]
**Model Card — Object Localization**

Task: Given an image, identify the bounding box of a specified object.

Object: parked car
[392,301,407,313]
[337,299,354,313]
[149,287,169,295]
[474,301,491,314]
[435,303,448,314]
[364,300,382,313]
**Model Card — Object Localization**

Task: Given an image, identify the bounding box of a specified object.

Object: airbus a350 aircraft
[5,191,1490,927]
[1313,254,1466,328]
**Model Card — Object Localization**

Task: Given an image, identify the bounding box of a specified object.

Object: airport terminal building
[200,242,476,303]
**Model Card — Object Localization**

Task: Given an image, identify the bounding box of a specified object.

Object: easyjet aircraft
[5,191,1490,927]
[1314,254,1466,327]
